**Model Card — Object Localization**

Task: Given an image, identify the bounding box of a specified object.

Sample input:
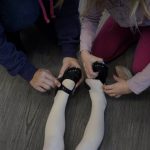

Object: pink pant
[92,17,150,74]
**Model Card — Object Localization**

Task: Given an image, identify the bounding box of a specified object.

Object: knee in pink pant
[132,60,149,74]
[91,17,134,62]
[132,63,141,74]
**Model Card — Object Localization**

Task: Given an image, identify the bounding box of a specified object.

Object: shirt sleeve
[0,22,37,81]
[127,63,150,94]
[80,4,102,52]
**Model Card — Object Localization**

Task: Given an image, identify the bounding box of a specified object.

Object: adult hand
[58,57,83,88]
[81,50,103,78]
[30,69,60,92]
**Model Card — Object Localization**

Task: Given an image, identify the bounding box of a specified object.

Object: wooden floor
[0,28,150,150]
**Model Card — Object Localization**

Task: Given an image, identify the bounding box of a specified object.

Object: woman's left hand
[103,75,132,97]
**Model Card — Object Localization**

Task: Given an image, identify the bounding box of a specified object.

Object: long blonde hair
[131,0,150,19]
[84,0,150,19]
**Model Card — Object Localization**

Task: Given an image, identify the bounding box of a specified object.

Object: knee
[132,61,143,74]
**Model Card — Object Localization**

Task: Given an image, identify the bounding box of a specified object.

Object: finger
[44,71,56,81]
[113,75,123,82]
[115,95,121,98]
[42,79,55,89]
[84,63,95,78]
[70,62,80,68]
[92,55,103,62]
[58,74,63,79]
[84,66,92,78]
[50,79,60,88]
[109,93,117,97]
[41,76,57,88]
[86,71,94,78]
[104,89,115,95]
[58,63,69,78]
[42,78,53,85]
[97,57,103,62]
[104,90,116,97]
[44,76,60,88]
[93,72,99,78]
[88,64,96,77]
[103,84,114,90]
[41,82,51,90]
[36,86,47,92]
[54,79,61,87]
[87,65,97,78]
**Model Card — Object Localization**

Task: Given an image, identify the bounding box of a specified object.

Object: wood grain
[0,28,150,150]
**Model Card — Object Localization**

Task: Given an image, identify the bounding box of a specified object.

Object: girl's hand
[30,69,61,92]
[103,75,132,97]
[80,50,103,78]
[58,57,83,88]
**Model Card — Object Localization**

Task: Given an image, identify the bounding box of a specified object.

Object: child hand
[58,57,83,88]
[103,75,132,97]
[80,50,103,78]
[30,69,60,92]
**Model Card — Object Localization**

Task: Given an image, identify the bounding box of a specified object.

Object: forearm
[80,19,99,52]
[80,6,102,52]
[0,23,36,81]
[127,63,150,94]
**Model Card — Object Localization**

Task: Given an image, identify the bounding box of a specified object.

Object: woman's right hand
[80,50,103,78]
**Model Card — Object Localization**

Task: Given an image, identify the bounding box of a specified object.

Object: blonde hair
[129,0,150,28]
[84,0,150,19]
[131,0,150,18]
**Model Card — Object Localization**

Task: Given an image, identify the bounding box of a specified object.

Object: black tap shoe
[56,67,82,95]
[92,61,108,84]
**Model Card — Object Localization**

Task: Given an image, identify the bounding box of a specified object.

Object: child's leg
[132,27,150,73]
[92,17,135,61]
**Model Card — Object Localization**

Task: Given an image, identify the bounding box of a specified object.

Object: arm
[127,63,150,94]
[54,0,83,85]
[79,4,104,78]
[80,4,102,52]
[0,22,36,81]
[54,0,80,58]
[0,23,60,92]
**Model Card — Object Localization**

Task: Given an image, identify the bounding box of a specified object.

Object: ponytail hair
[130,0,150,27]
[140,0,150,18]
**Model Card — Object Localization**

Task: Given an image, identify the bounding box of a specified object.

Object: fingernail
[115,95,121,98]
[58,74,62,78]
[57,82,61,87]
